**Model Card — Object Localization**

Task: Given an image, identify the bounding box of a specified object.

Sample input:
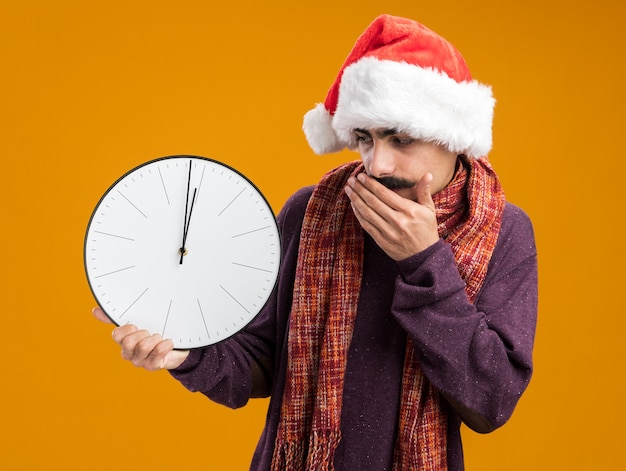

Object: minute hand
[179,160,197,264]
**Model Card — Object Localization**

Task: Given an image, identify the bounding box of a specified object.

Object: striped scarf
[271,156,505,471]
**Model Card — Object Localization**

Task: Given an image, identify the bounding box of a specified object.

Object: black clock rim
[83,154,282,349]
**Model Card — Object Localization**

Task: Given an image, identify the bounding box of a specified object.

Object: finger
[347,174,401,224]
[131,334,166,370]
[111,323,140,345]
[131,335,175,371]
[345,176,390,232]
[154,339,178,369]
[119,330,159,363]
[413,173,435,210]
[92,307,114,324]
[354,173,406,211]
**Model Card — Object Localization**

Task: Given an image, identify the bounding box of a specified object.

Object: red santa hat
[303,15,495,158]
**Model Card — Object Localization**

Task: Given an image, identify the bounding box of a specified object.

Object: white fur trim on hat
[332,57,495,158]
[303,103,346,155]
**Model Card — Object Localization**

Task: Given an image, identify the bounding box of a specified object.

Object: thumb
[415,173,435,209]
[92,306,114,324]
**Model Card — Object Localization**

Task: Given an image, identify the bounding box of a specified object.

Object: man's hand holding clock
[93,306,189,370]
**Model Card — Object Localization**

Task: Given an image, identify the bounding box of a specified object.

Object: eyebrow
[354,128,400,138]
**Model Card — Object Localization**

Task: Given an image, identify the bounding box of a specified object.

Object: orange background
[1,1,624,469]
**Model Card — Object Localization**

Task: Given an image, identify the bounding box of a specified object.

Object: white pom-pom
[302,103,345,155]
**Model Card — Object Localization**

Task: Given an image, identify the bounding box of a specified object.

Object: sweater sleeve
[167,262,286,409]
[392,203,538,430]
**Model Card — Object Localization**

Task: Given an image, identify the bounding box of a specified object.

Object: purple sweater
[171,185,538,471]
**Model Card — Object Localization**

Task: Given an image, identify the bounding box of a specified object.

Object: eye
[354,131,372,144]
[393,136,416,146]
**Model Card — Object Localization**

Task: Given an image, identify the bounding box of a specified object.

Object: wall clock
[84,155,281,349]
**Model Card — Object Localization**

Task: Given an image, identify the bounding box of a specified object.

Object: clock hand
[179,187,197,264]
[179,161,196,264]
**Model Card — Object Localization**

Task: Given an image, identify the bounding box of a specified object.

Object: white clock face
[84,156,281,349]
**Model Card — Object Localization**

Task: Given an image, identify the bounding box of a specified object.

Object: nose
[366,141,395,178]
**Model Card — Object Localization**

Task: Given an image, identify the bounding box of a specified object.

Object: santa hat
[303,15,495,158]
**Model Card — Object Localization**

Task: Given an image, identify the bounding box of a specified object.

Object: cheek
[429,161,459,193]
[357,149,374,173]
[400,158,427,181]
[401,160,445,193]
[357,143,370,159]
[429,175,449,194]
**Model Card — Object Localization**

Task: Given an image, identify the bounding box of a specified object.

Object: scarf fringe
[271,430,342,471]
[306,430,342,471]
[271,440,306,471]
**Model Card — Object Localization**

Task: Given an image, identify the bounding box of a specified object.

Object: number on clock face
[84,156,281,349]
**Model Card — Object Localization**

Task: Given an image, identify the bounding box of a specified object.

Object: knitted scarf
[271,156,505,471]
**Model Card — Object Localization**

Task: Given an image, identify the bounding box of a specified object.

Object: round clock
[84,155,281,349]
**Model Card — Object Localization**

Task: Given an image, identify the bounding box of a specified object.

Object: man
[93,14,538,470]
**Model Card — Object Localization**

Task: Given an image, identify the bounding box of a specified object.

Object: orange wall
[1,1,624,469]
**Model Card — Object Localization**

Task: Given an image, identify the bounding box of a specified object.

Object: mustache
[373,176,416,190]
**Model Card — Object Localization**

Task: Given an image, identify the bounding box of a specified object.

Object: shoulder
[498,203,536,256]
[275,186,314,246]
[486,202,537,281]
[279,186,314,216]
[277,186,314,226]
